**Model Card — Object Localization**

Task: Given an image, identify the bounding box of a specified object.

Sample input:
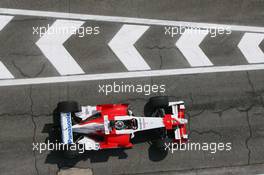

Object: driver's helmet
[115,120,126,130]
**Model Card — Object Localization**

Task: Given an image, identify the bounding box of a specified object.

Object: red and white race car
[56,96,188,156]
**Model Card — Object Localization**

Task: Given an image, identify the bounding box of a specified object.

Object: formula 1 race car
[55,96,188,157]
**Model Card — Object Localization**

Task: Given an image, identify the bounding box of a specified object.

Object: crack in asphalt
[158,49,163,70]
[186,93,206,119]
[211,106,234,118]
[144,46,177,50]
[230,72,263,165]
[187,108,222,140]
[185,72,263,168]
[186,92,254,166]
[12,60,46,78]
[9,52,43,57]
[0,112,52,118]
[187,109,206,119]
[0,112,31,117]
[189,93,194,107]
[236,103,255,112]
[245,111,252,165]
[190,129,222,138]
[246,71,264,106]
[12,60,30,78]
[188,108,253,166]
[29,86,40,175]
[144,46,171,70]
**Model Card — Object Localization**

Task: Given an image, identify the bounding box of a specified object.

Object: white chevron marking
[0,15,14,79]
[108,24,150,71]
[176,29,213,67]
[36,20,85,75]
[238,33,264,63]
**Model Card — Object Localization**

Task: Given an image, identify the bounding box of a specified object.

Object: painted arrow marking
[238,33,264,63]
[0,15,14,79]
[36,20,85,75]
[108,24,151,71]
[176,29,213,67]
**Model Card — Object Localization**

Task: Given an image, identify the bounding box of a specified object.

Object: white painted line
[0,64,264,86]
[108,24,150,71]
[238,33,264,63]
[36,19,85,75]
[0,8,263,33]
[176,29,213,67]
[0,15,14,79]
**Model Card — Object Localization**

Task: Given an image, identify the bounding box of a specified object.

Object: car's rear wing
[60,112,73,144]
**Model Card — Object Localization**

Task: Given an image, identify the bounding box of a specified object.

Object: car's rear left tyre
[56,101,81,124]
[57,101,79,113]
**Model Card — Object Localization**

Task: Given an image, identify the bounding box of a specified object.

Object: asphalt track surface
[0,1,264,175]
